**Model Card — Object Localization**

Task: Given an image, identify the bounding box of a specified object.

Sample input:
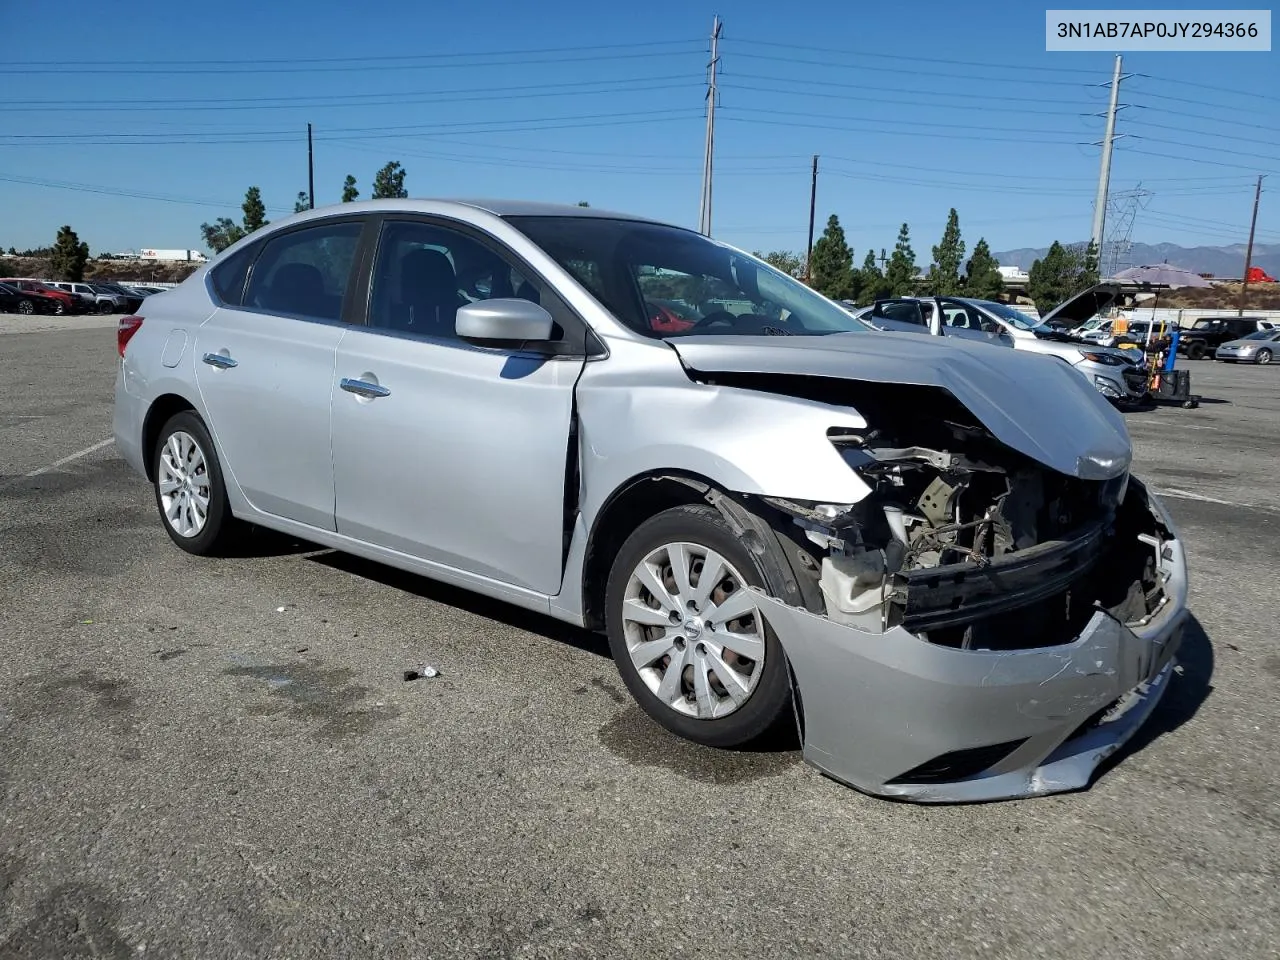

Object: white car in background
[853,285,1149,403]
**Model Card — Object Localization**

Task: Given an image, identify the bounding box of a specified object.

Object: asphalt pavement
[1,317,1277,959]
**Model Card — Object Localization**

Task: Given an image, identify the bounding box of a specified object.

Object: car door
[867,299,935,335]
[938,299,1008,346]
[193,216,369,531]
[331,216,588,594]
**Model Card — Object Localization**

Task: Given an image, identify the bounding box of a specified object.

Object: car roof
[276,197,669,226]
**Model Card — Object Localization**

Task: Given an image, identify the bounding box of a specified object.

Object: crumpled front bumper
[752,488,1189,803]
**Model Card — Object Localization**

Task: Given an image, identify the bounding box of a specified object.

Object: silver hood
[667,331,1132,481]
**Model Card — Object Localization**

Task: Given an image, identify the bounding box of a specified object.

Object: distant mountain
[992,242,1280,279]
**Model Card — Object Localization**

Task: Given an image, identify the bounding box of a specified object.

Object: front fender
[574,341,872,524]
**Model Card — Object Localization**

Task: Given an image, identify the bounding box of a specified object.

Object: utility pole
[307,123,315,210]
[1090,55,1126,259]
[698,15,722,236]
[1238,174,1265,316]
[803,154,818,280]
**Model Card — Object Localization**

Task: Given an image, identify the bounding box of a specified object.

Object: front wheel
[1256,349,1273,365]
[604,504,794,748]
[151,411,242,555]
[17,299,34,315]
[1185,341,1207,360]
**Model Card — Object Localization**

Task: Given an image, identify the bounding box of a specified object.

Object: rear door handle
[202,352,238,369]
[340,378,390,399]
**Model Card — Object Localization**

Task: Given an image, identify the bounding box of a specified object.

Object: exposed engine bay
[744,378,1175,651]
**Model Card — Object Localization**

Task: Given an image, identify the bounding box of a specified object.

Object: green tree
[885,223,917,296]
[200,217,246,254]
[753,249,804,278]
[242,186,268,233]
[808,215,856,300]
[49,225,90,281]
[577,201,590,207]
[341,175,359,203]
[294,191,310,213]
[962,237,1004,300]
[927,208,965,296]
[372,161,408,199]
[1080,239,1100,288]
[1028,240,1101,313]
[856,249,890,306]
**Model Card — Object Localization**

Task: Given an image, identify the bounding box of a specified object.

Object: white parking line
[1156,487,1256,509]
[23,438,115,478]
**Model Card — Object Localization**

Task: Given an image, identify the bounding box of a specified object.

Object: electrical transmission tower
[1102,185,1153,278]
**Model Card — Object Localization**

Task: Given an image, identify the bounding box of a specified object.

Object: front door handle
[202,352,238,369]
[340,378,391,399]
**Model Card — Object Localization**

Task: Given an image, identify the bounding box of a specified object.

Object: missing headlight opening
[743,376,1174,651]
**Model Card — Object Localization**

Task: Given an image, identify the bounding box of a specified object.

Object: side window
[874,300,926,327]
[243,221,362,321]
[368,220,546,341]
[210,242,257,307]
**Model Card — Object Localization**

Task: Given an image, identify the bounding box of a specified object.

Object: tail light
[117,315,144,357]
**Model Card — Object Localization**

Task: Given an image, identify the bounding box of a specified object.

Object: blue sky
[1,0,1276,262]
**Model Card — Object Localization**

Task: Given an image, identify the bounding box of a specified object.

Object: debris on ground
[402,665,440,682]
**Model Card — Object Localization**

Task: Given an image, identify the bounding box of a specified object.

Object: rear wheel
[605,504,794,748]
[52,300,66,316]
[1256,349,1273,365]
[151,411,242,555]
[17,299,34,315]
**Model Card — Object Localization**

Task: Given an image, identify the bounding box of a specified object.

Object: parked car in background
[1080,318,1179,347]
[0,280,60,315]
[113,199,1188,803]
[87,283,133,313]
[47,281,115,313]
[98,282,145,313]
[853,284,1148,403]
[0,278,86,314]
[1178,316,1277,359]
[1214,329,1280,364]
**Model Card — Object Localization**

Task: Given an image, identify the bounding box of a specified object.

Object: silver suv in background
[855,285,1147,403]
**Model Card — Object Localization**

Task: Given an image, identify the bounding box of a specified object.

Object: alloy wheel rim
[1259,350,1272,364]
[158,431,211,538]
[621,541,766,720]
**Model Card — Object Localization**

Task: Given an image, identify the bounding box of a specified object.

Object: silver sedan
[1214,329,1280,364]
[113,199,1188,803]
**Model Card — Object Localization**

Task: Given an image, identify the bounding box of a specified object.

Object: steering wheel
[688,309,745,332]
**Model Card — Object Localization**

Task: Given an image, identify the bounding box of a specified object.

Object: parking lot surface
[1,318,1277,959]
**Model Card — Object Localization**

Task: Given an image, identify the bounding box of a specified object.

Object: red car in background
[0,279,85,315]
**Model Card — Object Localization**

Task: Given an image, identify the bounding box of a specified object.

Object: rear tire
[1256,349,1273,365]
[604,503,795,749]
[151,411,243,556]
[17,299,33,315]
[52,300,66,316]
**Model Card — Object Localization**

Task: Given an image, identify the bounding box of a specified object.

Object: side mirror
[455,298,554,343]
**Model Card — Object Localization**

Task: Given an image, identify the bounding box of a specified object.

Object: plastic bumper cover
[752,492,1189,803]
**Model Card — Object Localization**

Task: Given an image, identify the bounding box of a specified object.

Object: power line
[1121,146,1280,175]
[725,71,1094,105]
[1136,72,1280,105]
[0,42,705,75]
[719,112,1084,144]
[720,81,1088,116]
[0,174,293,213]
[725,37,1104,74]
[729,51,1091,86]
[0,80,698,115]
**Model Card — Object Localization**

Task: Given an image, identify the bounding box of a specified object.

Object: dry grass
[0,256,202,285]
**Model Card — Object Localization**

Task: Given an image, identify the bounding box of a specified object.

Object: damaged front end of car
[722,375,1187,802]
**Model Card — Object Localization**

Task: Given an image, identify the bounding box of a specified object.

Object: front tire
[1256,349,1273,365]
[151,411,242,555]
[604,504,794,749]
[17,299,33,315]
[1185,340,1207,360]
